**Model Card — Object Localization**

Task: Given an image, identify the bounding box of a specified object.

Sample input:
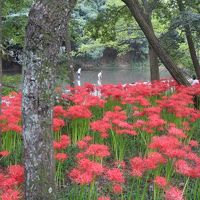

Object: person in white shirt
[98,70,102,81]
[77,68,81,79]
[191,75,199,85]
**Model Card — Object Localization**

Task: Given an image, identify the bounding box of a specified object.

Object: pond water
[74,65,171,86]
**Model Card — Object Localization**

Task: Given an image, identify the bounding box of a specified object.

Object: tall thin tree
[122,0,190,85]
[177,0,200,79]
[0,0,3,131]
[65,0,77,87]
[22,0,73,199]
[142,0,160,81]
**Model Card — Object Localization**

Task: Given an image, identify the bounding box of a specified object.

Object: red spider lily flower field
[0,80,200,200]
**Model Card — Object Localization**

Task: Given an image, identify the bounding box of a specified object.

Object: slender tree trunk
[65,22,75,87]
[22,1,71,199]
[122,0,190,85]
[177,0,200,79]
[142,0,159,81]
[146,15,160,81]
[0,0,3,136]
[65,0,77,87]
[149,44,159,81]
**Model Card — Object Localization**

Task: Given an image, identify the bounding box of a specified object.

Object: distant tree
[142,0,160,81]
[122,0,190,85]
[176,0,200,79]
[3,0,32,47]
[22,0,73,199]
[65,0,77,87]
[0,0,2,131]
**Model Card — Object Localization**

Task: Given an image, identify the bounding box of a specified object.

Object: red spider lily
[84,82,95,92]
[175,158,200,178]
[185,152,200,163]
[189,140,198,147]
[53,118,65,132]
[1,189,20,200]
[154,176,168,188]
[69,158,104,185]
[98,196,110,200]
[53,141,62,150]
[149,136,181,152]
[182,145,192,152]
[82,136,93,142]
[68,91,105,108]
[106,168,125,183]
[100,84,125,100]
[90,120,111,134]
[189,166,200,178]
[76,152,86,159]
[175,160,192,177]
[8,165,24,184]
[78,158,104,175]
[116,129,137,136]
[145,152,167,170]
[112,119,133,129]
[7,124,22,133]
[53,105,66,117]
[100,132,109,138]
[53,135,70,150]
[164,149,187,159]
[143,106,161,116]
[55,153,68,162]
[135,96,150,107]
[182,121,190,131]
[0,173,5,189]
[77,140,88,149]
[60,135,71,148]
[1,177,18,188]
[65,105,92,119]
[77,136,93,149]
[133,120,146,128]
[85,144,110,158]
[83,95,105,108]
[113,106,122,111]
[130,157,146,177]
[69,169,94,185]
[0,93,22,133]
[112,184,123,194]
[0,151,10,157]
[165,186,184,200]
[104,110,127,122]
[146,114,166,129]
[167,127,187,139]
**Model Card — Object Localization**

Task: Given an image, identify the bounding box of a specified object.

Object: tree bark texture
[177,0,200,79]
[22,1,72,199]
[122,0,190,86]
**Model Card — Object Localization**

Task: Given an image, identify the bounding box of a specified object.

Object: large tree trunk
[177,0,200,79]
[122,0,190,85]
[22,1,71,199]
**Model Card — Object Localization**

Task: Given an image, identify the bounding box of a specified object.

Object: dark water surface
[74,66,171,86]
